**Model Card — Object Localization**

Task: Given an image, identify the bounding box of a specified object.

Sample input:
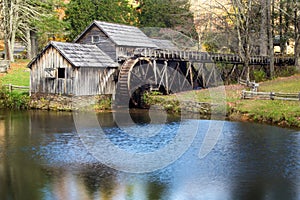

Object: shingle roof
[28,41,119,68]
[76,21,158,48]
[151,38,180,51]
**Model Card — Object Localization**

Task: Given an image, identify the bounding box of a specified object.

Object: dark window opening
[92,35,100,43]
[58,68,65,78]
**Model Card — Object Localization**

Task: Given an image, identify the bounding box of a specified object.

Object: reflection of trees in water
[229,123,299,199]
[0,111,47,200]
[78,164,168,200]
[46,163,169,200]
[146,181,167,200]
[78,164,117,199]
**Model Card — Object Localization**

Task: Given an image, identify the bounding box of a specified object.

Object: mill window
[58,68,65,79]
[92,35,100,43]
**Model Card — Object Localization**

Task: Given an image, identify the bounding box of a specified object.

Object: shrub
[253,70,266,82]
[0,86,30,109]
[275,66,297,77]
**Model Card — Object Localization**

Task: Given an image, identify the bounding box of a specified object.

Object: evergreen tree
[64,0,138,41]
[138,0,196,38]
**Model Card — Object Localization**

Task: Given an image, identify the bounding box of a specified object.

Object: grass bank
[0,60,30,109]
[0,59,30,86]
[231,74,300,127]
[146,74,300,128]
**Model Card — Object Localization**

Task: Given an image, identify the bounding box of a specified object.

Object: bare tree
[192,0,237,53]
[1,0,20,62]
[231,0,256,81]
[0,0,56,62]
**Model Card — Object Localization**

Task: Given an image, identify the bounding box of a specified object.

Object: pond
[0,110,299,200]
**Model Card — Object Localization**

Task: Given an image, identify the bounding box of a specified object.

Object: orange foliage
[0,40,4,51]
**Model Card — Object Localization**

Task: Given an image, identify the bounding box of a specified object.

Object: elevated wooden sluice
[140,49,294,65]
[116,48,296,107]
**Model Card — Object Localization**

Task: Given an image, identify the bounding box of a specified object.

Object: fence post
[298,92,300,101]
[270,92,275,100]
[8,84,12,93]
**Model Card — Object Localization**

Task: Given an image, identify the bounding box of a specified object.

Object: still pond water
[0,110,299,200]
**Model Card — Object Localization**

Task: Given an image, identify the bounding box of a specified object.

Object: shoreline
[1,96,299,130]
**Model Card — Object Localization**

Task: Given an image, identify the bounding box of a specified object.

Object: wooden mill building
[74,21,158,61]
[29,21,178,97]
[28,41,118,96]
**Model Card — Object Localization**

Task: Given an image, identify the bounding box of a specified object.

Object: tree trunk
[279,0,284,54]
[294,0,300,71]
[260,0,268,56]
[267,0,275,78]
[26,29,32,59]
[30,30,38,58]
[2,0,23,62]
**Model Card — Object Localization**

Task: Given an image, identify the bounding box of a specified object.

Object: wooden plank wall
[76,25,117,61]
[75,67,116,96]
[30,46,74,95]
[117,47,136,58]
[30,46,117,96]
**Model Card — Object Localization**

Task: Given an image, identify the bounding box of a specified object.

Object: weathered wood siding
[30,46,74,95]
[76,25,117,61]
[116,47,137,58]
[74,67,116,96]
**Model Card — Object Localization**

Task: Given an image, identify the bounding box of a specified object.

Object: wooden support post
[189,62,193,88]
[164,61,169,94]
[153,60,157,85]
[202,63,206,88]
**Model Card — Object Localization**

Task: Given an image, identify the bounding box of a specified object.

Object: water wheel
[116,57,194,108]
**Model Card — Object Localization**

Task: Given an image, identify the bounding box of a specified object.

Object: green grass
[0,59,30,86]
[0,60,30,109]
[259,74,300,93]
[235,99,300,127]
[148,74,300,128]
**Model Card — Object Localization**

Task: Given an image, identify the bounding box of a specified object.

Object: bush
[0,86,30,109]
[275,66,297,77]
[253,70,266,82]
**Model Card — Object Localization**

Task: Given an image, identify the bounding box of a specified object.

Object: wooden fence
[3,84,29,93]
[238,78,259,92]
[0,60,10,73]
[242,90,300,101]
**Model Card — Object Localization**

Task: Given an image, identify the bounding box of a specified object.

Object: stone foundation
[30,93,112,111]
